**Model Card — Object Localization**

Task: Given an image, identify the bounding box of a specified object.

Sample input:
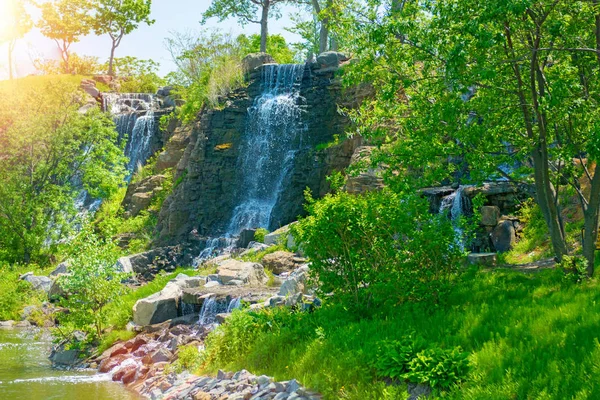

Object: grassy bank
[201,267,600,399]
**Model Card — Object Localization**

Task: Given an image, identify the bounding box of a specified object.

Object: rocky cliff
[155,60,363,249]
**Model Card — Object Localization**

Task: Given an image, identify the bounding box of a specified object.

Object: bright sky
[0,0,304,80]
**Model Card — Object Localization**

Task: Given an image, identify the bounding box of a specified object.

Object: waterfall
[198,297,218,326]
[440,186,470,251]
[103,93,159,177]
[193,64,307,264]
[226,64,306,234]
[226,297,241,313]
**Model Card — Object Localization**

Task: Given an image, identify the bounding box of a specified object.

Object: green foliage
[375,335,469,389]
[0,0,32,79]
[55,230,128,340]
[93,0,154,75]
[558,255,589,283]
[201,268,600,399]
[254,228,269,244]
[34,53,103,76]
[166,30,246,122]
[37,0,93,73]
[171,344,203,373]
[108,57,165,93]
[0,264,48,321]
[502,200,551,264]
[295,189,463,309]
[0,77,127,264]
[238,244,284,263]
[237,34,297,63]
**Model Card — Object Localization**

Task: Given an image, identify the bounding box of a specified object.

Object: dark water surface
[0,328,139,400]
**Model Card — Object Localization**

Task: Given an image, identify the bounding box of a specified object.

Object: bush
[0,265,47,321]
[375,335,470,390]
[55,231,128,340]
[172,344,203,373]
[558,255,589,283]
[294,189,463,309]
[254,228,269,244]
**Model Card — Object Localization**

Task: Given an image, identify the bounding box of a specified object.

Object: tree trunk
[312,0,330,54]
[8,41,14,80]
[582,163,600,276]
[108,40,117,76]
[260,0,270,53]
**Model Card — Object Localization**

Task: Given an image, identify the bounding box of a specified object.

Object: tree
[38,0,92,74]
[237,33,297,63]
[93,0,155,76]
[0,79,127,264]
[333,0,600,275]
[202,0,288,53]
[0,0,32,79]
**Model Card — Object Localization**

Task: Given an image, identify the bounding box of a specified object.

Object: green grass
[202,267,600,399]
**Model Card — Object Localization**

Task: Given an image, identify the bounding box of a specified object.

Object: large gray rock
[237,229,257,249]
[480,206,501,226]
[242,53,276,73]
[316,51,350,69]
[467,253,497,267]
[217,259,269,286]
[21,273,52,294]
[133,282,183,326]
[279,266,309,296]
[491,220,517,253]
[49,262,68,277]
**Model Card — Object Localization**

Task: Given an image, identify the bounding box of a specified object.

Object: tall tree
[202,0,288,53]
[309,0,334,53]
[38,0,92,74]
[93,0,155,76]
[0,0,32,79]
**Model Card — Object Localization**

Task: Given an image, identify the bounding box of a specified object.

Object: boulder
[262,251,304,275]
[491,220,517,253]
[217,259,268,286]
[242,53,276,73]
[481,206,501,226]
[240,242,269,257]
[237,229,257,249]
[49,262,68,277]
[93,74,113,85]
[171,274,204,289]
[49,342,82,367]
[316,51,350,69]
[279,266,309,297]
[133,282,183,326]
[21,274,52,294]
[115,256,134,274]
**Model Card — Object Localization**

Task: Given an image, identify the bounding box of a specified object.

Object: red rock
[109,343,129,357]
[112,364,137,382]
[130,335,149,352]
[122,368,138,385]
[99,354,129,373]
[142,347,173,365]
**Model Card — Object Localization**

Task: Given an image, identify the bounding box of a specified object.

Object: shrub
[375,335,470,390]
[254,228,269,244]
[55,231,128,340]
[295,189,463,309]
[173,344,203,373]
[558,255,589,283]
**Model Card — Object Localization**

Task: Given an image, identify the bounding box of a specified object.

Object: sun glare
[0,0,19,35]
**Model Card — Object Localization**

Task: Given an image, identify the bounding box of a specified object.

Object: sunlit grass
[201,267,600,399]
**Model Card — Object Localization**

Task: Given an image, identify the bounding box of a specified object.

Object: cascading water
[440,186,471,251]
[198,297,218,326]
[226,297,242,313]
[193,64,307,264]
[103,93,159,177]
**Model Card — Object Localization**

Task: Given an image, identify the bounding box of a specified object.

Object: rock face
[155,60,364,248]
[122,175,167,218]
[344,146,385,194]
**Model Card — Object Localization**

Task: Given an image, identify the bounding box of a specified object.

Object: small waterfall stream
[194,64,307,263]
[440,186,471,251]
[103,93,159,177]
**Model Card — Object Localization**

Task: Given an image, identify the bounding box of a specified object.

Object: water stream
[194,64,307,264]
[0,329,139,400]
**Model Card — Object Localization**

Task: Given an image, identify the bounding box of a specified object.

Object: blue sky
[1,0,303,79]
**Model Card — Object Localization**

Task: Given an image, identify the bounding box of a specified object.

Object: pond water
[0,328,139,400]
